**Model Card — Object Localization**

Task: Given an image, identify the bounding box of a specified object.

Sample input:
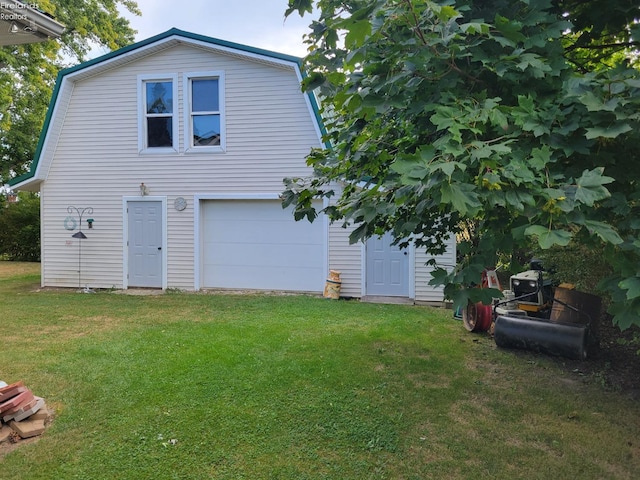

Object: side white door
[127,201,163,288]
[365,232,410,297]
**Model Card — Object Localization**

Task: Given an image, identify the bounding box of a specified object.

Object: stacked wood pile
[0,381,52,445]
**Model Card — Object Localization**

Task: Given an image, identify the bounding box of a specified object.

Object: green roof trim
[9,27,329,187]
[8,62,63,187]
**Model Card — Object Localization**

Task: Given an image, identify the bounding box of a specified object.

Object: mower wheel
[462,301,492,332]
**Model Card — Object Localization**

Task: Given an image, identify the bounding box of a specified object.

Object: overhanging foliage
[0,0,140,184]
[282,0,640,329]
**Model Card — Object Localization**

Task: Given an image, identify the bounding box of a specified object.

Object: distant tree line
[0,193,40,261]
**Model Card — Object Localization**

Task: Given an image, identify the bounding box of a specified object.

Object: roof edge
[7,66,66,189]
[0,0,65,44]
[60,28,303,78]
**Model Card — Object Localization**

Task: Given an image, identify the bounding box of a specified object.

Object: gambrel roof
[10,28,324,191]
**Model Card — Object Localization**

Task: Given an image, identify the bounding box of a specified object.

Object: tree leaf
[525,225,572,248]
[435,5,460,22]
[584,123,632,139]
[460,22,490,35]
[529,146,552,171]
[524,225,548,237]
[579,91,619,111]
[436,161,463,178]
[344,19,372,48]
[489,108,509,130]
[440,182,481,216]
[494,14,526,43]
[285,0,313,17]
[390,158,429,183]
[302,72,325,91]
[517,94,535,114]
[582,220,623,245]
[619,277,640,300]
[611,304,640,331]
[516,53,551,78]
[505,190,535,211]
[574,168,613,206]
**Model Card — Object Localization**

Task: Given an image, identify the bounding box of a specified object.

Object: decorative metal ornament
[66,205,94,292]
[64,216,77,230]
[174,197,187,211]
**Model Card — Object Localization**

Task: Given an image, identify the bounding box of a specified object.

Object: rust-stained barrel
[550,287,601,353]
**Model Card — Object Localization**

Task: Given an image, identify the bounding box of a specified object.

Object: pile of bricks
[0,381,51,445]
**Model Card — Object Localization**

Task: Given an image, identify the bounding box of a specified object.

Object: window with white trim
[185,72,225,152]
[138,74,178,153]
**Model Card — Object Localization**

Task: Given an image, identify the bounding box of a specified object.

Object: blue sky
[103,0,316,58]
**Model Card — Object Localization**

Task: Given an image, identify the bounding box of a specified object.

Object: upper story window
[146,81,173,146]
[137,72,224,154]
[137,74,178,153]
[185,71,225,153]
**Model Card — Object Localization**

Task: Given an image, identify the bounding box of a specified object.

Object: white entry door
[366,232,410,297]
[128,201,163,288]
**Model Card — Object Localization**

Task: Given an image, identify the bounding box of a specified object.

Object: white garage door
[202,200,325,291]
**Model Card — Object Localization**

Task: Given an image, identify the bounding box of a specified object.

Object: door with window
[127,201,163,288]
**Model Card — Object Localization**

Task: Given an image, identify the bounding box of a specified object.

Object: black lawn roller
[493,288,601,360]
[494,315,589,360]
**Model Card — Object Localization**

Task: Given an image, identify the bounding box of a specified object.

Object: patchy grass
[1,261,639,479]
[0,261,39,279]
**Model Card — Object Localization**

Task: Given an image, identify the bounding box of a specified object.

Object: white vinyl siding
[39,43,320,290]
[328,223,363,298]
[30,36,457,300]
[327,221,457,302]
[414,234,457,304]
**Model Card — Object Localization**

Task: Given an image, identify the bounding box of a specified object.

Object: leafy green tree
[0,193,40,261]
[0,0,140,183]
[282,0,640,329]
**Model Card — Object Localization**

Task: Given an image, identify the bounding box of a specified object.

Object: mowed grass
[1,262,639,479]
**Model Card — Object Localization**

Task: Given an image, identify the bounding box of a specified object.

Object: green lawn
[1,262,639,479]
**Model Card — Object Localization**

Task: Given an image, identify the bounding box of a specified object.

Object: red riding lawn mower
[461,261,602,360]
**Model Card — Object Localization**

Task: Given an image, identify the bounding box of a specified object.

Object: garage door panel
[204,266,318,292]
[208,220,321,245]
[204,242,323,268]
[202,200,324,291]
